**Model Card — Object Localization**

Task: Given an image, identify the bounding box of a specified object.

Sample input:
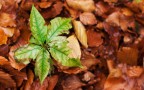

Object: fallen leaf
[0,12,16,27]
[95,1,110,16]
[0,70,16,88]
[66,0,95,12]
[62,75,85,90]
[73,20,88,48]
[38,2,52,9]
[0,44,9,57]
[80,12,97,25]
[117,47,138,65]
[64,2,80,19]
[41,1,63,19]
[87,29,103,47]
[30,75,58,90]
[0,29,8,45]
[0,56,27,87]
[67,35,81,59]
[23,69,34,90]
[0,26,15,37]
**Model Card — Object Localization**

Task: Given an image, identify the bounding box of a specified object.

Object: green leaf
[134,0,142,3]
[14,44,41,64]
[49,42,82,67]
[35,49,51,84]
[46,17,72,43]
[29,36,40,44]
[30,5,47,45]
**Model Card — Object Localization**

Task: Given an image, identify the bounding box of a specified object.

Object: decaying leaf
[80,12,97,25]
[66,0,95,12]
[67,35,81,59]
[73,20,88,48]
[117,47,138,65]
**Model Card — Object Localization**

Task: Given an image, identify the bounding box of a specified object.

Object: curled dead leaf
[117,47,138,65]
[80,12,97,25]
[73,20,88,48]
[66,0,95,12]
[67,35,81,59]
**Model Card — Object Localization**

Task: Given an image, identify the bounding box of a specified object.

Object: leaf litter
[0,0,144,90]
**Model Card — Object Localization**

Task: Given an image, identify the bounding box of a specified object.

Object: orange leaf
[0,30,8,45]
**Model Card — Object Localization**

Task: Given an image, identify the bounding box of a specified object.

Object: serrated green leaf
[14,44,41,64]
[49,42,82,67]
[46,17,72,43]
[30,5,47,45]
[35,49,51,84]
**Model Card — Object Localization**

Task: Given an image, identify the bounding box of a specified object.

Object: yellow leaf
[73,20,88,48]
[67,35,81,59]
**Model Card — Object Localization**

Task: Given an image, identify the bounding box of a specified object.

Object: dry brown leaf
[117,47,138,65]
[95,1,111,16]
[64,2,80,19]
[66,0,95,12]
[73,20,88,48]
[38,2,52,9]
[30,75,58,90]
[87,29,103,47]
[0,30,8,45]
[0,44,9,57]
[0,12,16,27]
[42,1,63,19]
[23,69,34,90]
[0,26,15,37]
[126,66,144,78]
[80,12,97,25]
[62,75,85,90]
[0,70,16,88]
[0,56,27,87]
[105,11,134,31]
[67,35,81,59]
[47,75,58,90]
